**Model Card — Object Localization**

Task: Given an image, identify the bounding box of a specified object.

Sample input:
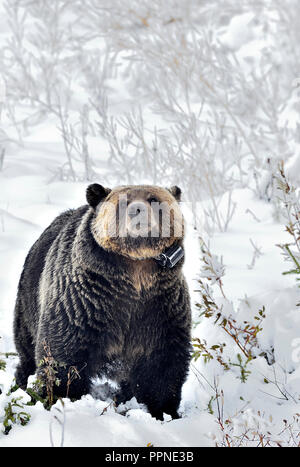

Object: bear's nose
[127,201,147,219]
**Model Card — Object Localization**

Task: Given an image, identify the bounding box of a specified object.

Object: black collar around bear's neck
[155,244,184,269]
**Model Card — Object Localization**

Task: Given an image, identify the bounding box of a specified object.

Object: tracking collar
[155,244,184,268]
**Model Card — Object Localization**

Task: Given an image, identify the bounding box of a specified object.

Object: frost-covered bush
[2,0,300,232]
[193,239,267,383]
[214,408,300,447]
[192,177,300,446]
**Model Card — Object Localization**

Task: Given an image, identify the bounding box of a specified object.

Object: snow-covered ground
[1,0,300,447]
[0,132,299,447]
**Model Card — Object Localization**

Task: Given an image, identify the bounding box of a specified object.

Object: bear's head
[86,184,184,260]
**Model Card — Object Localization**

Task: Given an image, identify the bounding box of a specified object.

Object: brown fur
[91,185,184,260]
[126,257,157,292]
[14,183,191,421]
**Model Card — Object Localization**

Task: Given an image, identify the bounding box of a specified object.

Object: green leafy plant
[229,354,252,384]
[193,338,230,371]
[37,341,66,408]
[0,358,5,371]
[0,337,7,371]
[32,342,83,408]
[193,239,266,382]
[2,396,31,435]
[0,352,18,372]
[276,163,300,289]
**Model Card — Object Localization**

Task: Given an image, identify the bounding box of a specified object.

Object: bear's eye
[148,196,158,204]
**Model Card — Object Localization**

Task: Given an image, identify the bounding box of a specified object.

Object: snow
[1,0,300,448]
[1,151,299,446]
[219,13,257,51]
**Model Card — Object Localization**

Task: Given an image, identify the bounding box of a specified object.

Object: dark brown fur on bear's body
[14,185,191,420]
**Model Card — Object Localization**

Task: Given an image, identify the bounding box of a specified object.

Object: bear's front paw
[148,408,180,421]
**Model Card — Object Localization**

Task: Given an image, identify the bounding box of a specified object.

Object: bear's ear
[86,184,111,208]
[168,185,182,202]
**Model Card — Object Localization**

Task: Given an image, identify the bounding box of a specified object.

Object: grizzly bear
[13,184,191,420]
